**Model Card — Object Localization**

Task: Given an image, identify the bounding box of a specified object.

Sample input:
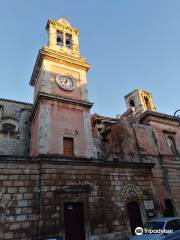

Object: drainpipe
[152,129,177,216]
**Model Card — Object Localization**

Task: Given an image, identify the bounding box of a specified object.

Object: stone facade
[0,99,32,156]
[0,17,180,240]
[92,109,180,219]
[125,89,156,114]
[139,111,180,216]
[0,156,154,240]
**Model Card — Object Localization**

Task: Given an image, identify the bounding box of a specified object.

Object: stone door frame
[125,199,147,236]
[57,187,91,240]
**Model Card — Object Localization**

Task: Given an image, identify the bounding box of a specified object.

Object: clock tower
[30,17,95,158]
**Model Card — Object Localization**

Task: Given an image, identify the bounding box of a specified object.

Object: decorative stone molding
[56,184,93,193]
[120,183,143,200]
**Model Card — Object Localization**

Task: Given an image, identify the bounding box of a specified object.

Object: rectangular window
[63,137,74,157]
[166,135,178,155]
[163,131,178,156]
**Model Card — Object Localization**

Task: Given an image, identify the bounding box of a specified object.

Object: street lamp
[174,109,180,126]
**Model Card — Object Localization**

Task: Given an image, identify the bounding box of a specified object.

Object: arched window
[167,136,177,155]
[129,99,135,107]
[2,123,16,133]
[144,96,151,110]
[57,31,63,46]
[65,33,72,49]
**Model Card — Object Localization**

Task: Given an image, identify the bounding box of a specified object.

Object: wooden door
[64,202,85,240]
[164,199,175,217]
[63,137,74,157]
[127,201,143,235]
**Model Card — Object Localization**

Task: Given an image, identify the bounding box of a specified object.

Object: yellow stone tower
[125,89,156,114]
[46,17,80,57]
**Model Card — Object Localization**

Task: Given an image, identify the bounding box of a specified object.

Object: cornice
[46,18,79,35]
[30,92,93,120]
[30,47,90,86]
[0,98,33,107]
[0,155,155,169]
[138,111,179,126]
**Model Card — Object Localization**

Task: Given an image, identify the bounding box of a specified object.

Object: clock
[56,75,75,91]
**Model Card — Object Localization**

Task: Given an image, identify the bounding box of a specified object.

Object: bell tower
[47,17,80,57]
[30,17,95,158]
[125,89,156,114]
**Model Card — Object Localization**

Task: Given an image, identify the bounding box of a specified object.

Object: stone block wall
[0,158,39,240]
[163,156,180,215]
[0,99,32,156]
[0,156,155,240]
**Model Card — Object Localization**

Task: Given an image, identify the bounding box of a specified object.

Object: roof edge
[0,98,33,107]
[139,111,179,123]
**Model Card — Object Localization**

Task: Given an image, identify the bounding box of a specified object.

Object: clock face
[56,75,75,91]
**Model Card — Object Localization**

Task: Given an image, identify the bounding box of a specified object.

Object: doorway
[64,202,85,240]
[164,199,175,217]
[127,201,143,235]
[63,137,74,157]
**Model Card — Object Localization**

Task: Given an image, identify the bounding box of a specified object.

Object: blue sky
[0,0,180,117]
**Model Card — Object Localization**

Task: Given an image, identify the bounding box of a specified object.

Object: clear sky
[0,0,180,117]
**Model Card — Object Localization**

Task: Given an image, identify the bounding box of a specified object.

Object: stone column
[63,32,66,48]
[48,24,57,49]
[72,33,80,57]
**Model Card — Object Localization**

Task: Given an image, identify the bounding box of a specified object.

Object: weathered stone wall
[139,116,180,215]
[0,158,39,240]
[163,156,180,215]
[134,124,158,156]
[91,112,180,218]
[149,121,180,155]
[0,99,32,156]
[31,98,95,158]
[0,157,155,240]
